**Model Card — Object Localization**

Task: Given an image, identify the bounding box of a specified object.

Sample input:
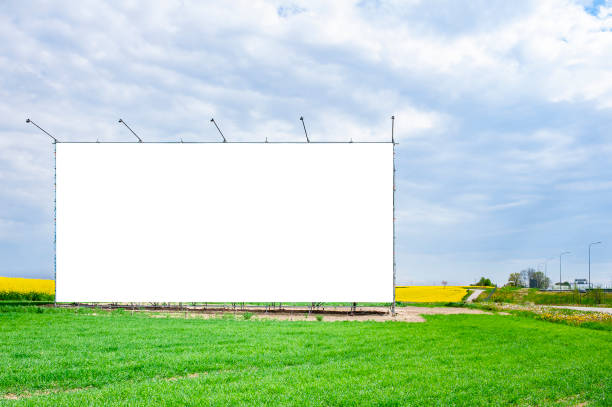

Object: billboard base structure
[52,302,392,317]
[24,117,399,313]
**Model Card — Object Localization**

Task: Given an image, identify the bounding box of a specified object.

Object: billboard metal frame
[52,140,396,313]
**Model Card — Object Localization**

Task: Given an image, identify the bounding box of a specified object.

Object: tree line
[507,268,551,289]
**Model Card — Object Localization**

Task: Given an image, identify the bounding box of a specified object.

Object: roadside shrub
[315,315,323,322]
[489,287,520,303]
[592,287,605,305]
[243,312,253,320]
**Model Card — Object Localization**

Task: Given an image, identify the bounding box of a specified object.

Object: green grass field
[1,307,610,406]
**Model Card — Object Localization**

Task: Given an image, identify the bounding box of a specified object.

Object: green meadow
[0,307,610,406]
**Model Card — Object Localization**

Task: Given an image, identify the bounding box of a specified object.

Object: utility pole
[559,251,570,291]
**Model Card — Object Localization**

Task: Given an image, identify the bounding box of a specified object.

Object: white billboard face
[55,143,393,302]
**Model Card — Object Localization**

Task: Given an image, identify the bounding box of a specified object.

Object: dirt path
[466,289,484,303]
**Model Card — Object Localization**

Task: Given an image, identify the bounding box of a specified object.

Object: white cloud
[1,0,612,282]
[556,180,612,191]
[397,203,477,226]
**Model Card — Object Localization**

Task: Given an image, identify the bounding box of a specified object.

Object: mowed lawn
[0,308,610,406]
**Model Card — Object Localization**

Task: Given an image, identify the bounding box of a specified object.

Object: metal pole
[392,116,396,316]
[543,257,554,289]
[559,251,570,291]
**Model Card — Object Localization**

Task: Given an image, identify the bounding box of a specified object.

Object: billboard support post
[391,115,396,316]
[25,118,59,305]
[54,140,57,306]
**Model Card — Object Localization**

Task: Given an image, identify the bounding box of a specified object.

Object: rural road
[547,306,612,314]
[466,289,484,303]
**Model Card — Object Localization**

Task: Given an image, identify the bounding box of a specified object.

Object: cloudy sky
[1,0,612,286]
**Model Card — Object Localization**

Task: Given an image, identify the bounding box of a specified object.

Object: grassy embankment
[466,287,612,331]
[479,287,612,306]
[0,306,610,406]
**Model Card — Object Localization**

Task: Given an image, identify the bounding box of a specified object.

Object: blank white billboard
[55,143,393,302]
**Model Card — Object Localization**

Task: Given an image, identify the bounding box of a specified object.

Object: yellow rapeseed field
[395,286,467,302]
[0,276,55,294]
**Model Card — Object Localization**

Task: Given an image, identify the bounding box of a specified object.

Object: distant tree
[520,268,532,287]
[508,272,524,287]
[473,277,493,287]
[441,280,448,288]
[527,269,550,289]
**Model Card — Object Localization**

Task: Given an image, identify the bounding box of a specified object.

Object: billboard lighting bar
[25,118,59,143]
[24,115,399,145]
[299,116,310,142]
[118,119,143,143]
[210,118,227,143]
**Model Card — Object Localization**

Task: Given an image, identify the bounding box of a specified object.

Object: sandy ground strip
[137,305,496,323]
